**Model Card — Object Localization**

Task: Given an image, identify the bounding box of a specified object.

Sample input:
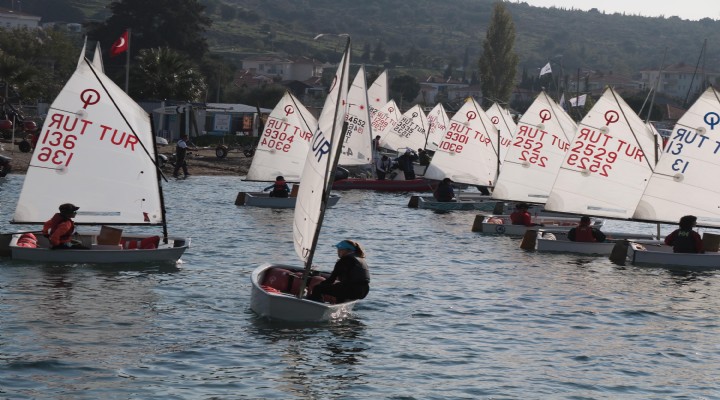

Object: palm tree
[130,47,206,101]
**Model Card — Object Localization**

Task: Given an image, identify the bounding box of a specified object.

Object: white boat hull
[9,232,188,264]
[535,230,655,255]
[626,240,720,270]
[237,192,341,209]
[250,264,358,322]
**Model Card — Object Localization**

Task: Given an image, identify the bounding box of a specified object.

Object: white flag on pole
[539,62,552,77]
[569,94,587,107]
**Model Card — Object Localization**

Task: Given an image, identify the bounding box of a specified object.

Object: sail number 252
[36,130,77,166]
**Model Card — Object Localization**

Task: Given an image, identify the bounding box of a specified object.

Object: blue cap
[334,240,355,251]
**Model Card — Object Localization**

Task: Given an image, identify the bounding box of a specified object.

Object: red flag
[110,30,128,57]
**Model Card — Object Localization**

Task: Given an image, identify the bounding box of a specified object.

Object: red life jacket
[573,226,597,242]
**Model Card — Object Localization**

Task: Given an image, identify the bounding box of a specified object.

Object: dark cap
[276,175,285,181]
[59,203,79,214]
[59,203,79,212]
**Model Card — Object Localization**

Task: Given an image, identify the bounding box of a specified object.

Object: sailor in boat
[418,148,431,166]
[510,202,542,227]
[308,240,370,303]
[567,216,606,242]
[263,175,291,198]
[375,155,392,180]
[433,178,456,202]
[42,203,88,250]
[395,148,419,180]
[664,215,704,253]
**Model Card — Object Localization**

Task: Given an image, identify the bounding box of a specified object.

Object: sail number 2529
[36,130,77,166]
[566,141,618,177]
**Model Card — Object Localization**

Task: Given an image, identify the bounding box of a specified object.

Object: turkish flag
[110,30,128,57]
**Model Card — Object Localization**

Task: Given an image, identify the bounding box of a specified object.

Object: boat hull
[626,240,720,270]
[332,178,438,192]
[250,263,358,322]
[415,196,499,211]
[8,232,188,264]
[237,192,341,209]
[534,230,655,255]
[472,214,601,236]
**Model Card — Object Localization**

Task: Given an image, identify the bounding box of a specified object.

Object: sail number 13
[36,130,77,166]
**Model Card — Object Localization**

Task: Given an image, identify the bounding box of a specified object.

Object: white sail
[633,86,720,227]
[339,65,372,166]
[13,58,162,225]
[371,99,401,144]
[92,42,104,73]
[381,104,428,152]
[545,87,657,218]
[245,92,317,182]
[424,103,450,151]
[423,98,499,186]
[367,70,388,123]
[293,40,350,262]
[492,91,577,204]
[485,102,517,162]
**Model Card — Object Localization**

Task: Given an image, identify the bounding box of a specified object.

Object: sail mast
[296,37,351,298]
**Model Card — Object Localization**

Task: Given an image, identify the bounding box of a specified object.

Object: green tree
[478,2,519,108]
[390,75,420,106]
[130,47,206,101]
[372,41,386,64]
[86,0,211,60]
[0,28,77,102]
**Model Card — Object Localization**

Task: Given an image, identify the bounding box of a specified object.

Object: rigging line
[639,47,667,122]
[83,57,161,173]
[683,39,707,108]
[608,87,655,172]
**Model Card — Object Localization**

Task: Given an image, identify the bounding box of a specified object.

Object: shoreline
[1,144,251,177]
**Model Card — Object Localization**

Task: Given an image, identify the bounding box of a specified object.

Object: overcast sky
[517,0,719,21]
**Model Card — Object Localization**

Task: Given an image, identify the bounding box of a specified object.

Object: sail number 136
[36,130,77,166]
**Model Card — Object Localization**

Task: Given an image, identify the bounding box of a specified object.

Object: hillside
[20,0,720,78]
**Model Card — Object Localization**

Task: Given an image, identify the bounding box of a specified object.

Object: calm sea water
[1,174,719,399]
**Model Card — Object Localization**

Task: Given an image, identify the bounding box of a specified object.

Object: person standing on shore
[173,134,197,178]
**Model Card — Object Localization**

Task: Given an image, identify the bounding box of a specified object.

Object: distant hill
[23,0,720,79]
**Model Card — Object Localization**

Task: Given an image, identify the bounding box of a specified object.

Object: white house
[0,7,40,30]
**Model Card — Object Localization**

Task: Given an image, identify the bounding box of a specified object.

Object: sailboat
[472,91,589,235]
[424,103,450,152]
[485,102,518,163]
[338,65,373,171]
[614,86,720,269]
[527,87,659,254]
[333,99,437,192]
[379,104,429,152]
[413,98,503,211]
[367,69,388,124]
[235,92,340,208]
[250,37,360,321]
[4,49,188,263]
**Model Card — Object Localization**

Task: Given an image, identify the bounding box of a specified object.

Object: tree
[0,28,77,103]
[390,75,420,106]
[478,2,519,108]
[86,0,211,61]
[372,41,386,64]
[130,47,206,101]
